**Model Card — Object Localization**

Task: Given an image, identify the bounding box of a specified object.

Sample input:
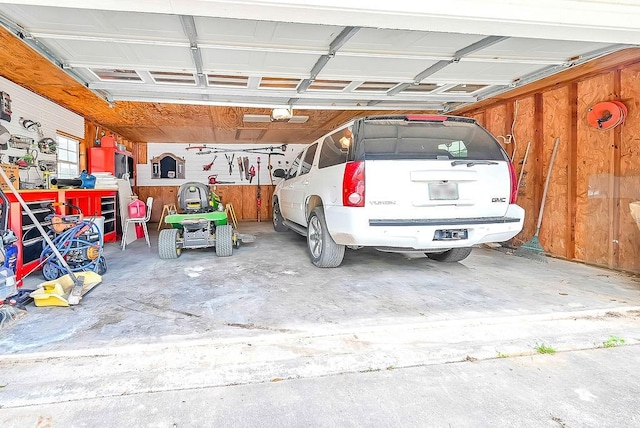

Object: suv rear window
[318,134,348,169]
[354,119,507,161]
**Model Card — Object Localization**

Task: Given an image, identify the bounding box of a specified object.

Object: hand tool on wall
[208,174,234,185]
[267,153,274,185]
[243,157,250,181]
[237,156,244,181]
[256,157,262,222]
[225,153,234,175]
[0,91,12,122]
[202,155,217,171]
[185,145,211,151]
[249,164,255,183]
[186,144,287,154]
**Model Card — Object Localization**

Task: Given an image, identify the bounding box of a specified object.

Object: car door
[278,151,303,223]
[287,143,318,225]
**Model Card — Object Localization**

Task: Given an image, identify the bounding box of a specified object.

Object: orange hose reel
[587,101,627,130]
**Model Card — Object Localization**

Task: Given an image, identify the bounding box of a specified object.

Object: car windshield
[356,119,507,161]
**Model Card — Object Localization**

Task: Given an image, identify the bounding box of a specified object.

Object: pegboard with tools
[0,75,84,190]
[137,143,306,187]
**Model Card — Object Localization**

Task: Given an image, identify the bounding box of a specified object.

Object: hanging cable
[510,100,519,162]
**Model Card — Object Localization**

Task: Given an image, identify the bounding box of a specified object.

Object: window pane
[56,134,80,179]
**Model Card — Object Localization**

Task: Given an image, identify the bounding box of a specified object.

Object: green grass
[602,336,625,348]
[535,343,556,355]
[496,351,509,358]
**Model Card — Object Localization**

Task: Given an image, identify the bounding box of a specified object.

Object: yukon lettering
[369,201,397,205]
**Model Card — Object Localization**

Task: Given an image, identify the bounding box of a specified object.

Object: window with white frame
[56,134,79,179]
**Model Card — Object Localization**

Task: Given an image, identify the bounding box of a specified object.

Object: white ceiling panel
[473,37,616,61]
[320,56,436,81]
[345,28,486,56]
[42,39,194,70]
[0,4,185,41]
[196,16,341,49]
[0,2,631,111]
[201,50,319,76]
[429,61,543,83]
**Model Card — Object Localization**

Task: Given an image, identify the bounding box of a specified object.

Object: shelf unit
[88,146,134,182]
[60,189,119,243]
[101,194,116,236]
[20,197,55,269]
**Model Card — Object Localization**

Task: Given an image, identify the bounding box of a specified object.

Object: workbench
[4,189,117,282]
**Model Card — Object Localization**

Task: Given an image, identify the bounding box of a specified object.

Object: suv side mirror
[273,168,286,178]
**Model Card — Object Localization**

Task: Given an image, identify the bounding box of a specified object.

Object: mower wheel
[96,256,108,275]
[42,263,60,281]
[159,228,182,259]
[215,224,233,257]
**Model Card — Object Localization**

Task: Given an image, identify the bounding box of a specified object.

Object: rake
[515,137,560,261]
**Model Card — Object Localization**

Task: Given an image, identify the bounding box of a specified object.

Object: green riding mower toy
[158,182,254,259]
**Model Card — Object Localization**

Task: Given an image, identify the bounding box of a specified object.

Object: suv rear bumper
[324,205,525,248]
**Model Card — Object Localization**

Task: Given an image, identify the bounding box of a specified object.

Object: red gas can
[128,197,146,239]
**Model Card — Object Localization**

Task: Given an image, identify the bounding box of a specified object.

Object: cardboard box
[0,164,20,191]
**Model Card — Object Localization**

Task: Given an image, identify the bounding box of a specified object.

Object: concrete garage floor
[1,222,640,426]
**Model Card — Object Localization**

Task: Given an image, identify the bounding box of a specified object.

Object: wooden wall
[136,184,275,223]
[458,49,640,273]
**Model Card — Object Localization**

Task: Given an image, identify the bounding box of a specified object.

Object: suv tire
[426,247,472,262]
[307,207,345,268]
[272,199,288,232]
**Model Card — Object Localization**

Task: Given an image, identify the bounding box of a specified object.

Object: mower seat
[178,182,213,213]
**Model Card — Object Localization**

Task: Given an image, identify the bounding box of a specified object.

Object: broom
[0,301,26,329]
[515,137,560,261]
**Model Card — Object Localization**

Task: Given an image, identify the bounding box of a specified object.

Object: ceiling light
[271,107,293,121]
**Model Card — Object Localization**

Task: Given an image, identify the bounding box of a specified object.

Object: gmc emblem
[492,197,507,203]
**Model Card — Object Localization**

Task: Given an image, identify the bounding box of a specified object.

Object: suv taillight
[342,161,365,207]
[508,161,518,204]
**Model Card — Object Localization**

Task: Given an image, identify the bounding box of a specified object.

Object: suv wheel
[272,199,288,232]
[307,207,345,268]
[426,247,472,262]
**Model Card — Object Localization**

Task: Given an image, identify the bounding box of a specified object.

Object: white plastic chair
[121,196,153,250]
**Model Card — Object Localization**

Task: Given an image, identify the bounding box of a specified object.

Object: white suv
[272,115,524,267]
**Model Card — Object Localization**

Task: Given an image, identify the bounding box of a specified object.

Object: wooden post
[609,69,623,268]
[567,83,578,261]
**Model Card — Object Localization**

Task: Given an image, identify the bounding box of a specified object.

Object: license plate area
[434,229,468,241]
[428,182,458,200]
